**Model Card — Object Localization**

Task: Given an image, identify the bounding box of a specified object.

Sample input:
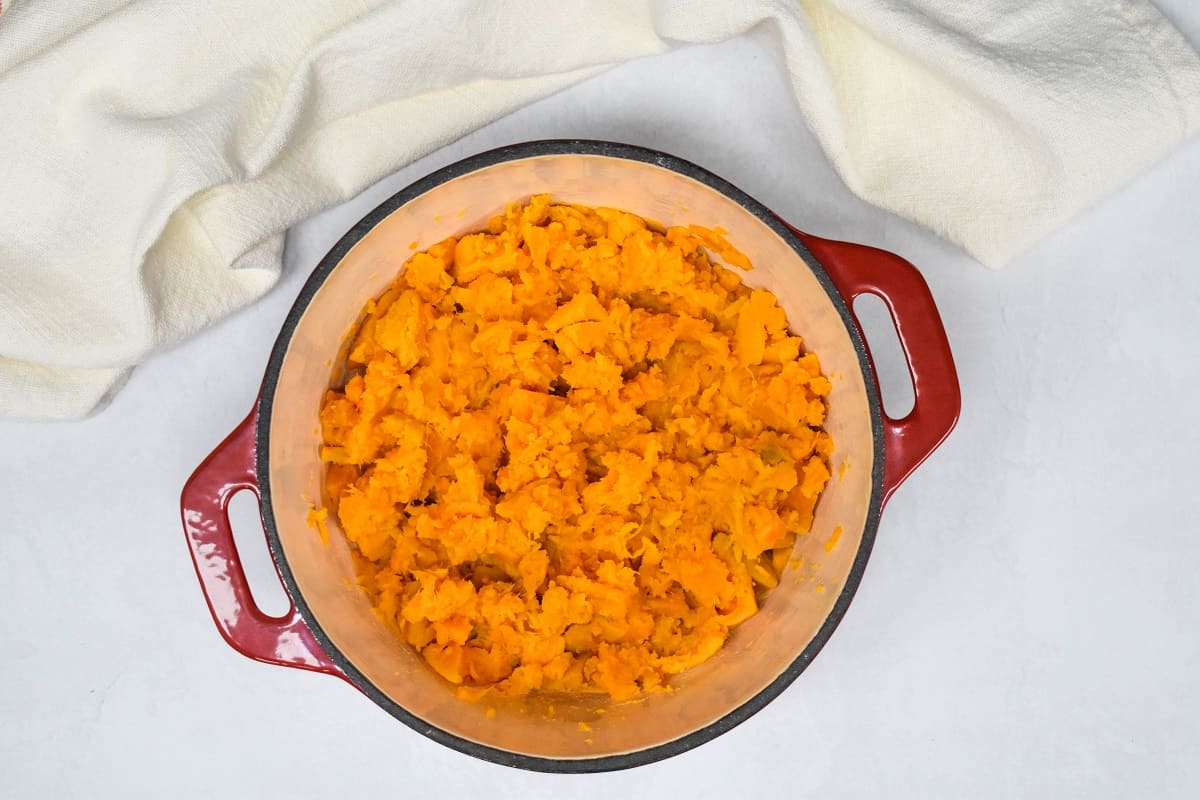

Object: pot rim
[255,139,886,772]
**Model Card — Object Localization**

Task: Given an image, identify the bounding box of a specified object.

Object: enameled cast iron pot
[181,140,960,772]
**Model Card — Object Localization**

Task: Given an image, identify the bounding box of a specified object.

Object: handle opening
[227,487,293,619]
[852,293,916,419]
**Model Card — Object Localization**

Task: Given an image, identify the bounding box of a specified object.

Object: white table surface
[4,10,1200,798]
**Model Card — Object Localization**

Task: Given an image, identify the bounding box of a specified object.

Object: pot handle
[791,229,961,505]
[180,404,347,680]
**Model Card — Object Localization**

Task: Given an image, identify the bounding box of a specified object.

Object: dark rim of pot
[256,139,885,773]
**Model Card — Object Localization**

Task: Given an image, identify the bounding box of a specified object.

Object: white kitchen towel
[2,1,1198,421]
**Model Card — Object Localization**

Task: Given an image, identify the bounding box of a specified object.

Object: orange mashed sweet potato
[318,195,834,701]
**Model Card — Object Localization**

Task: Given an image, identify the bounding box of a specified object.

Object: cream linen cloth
[1,1,1199,420]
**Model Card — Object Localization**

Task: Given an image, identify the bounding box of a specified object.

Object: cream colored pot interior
[267,153,876,760]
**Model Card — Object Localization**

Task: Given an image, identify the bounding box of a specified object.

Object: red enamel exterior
[794,231,961,504]
[180,405,347,681]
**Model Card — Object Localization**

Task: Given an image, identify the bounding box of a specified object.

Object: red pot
[181,141,960,771]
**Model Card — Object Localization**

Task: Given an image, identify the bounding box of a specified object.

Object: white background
[3,7,1199,797]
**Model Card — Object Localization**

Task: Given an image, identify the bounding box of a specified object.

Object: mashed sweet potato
[318,196,833,700]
